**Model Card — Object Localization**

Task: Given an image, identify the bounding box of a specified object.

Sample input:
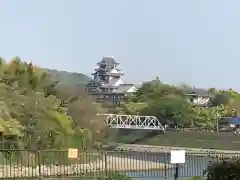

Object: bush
[186,177,204,180]
[205,158,240,180]
[106,173,132,180]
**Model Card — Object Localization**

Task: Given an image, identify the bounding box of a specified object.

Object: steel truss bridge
[98,114,165,131]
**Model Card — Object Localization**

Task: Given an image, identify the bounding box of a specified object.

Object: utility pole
[216,106,219,132]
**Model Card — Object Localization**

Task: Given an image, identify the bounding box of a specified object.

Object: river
[108,152,209,180]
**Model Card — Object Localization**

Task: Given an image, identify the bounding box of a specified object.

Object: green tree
[230,95,240,116]
[125,77,230,129]
[140,94,191,127]
[210,92,231,106]
[123,102,148,115]
[134,80,183,103]
[0,57,96,150]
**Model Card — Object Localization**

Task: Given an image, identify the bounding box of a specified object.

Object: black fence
[0,149,238,179]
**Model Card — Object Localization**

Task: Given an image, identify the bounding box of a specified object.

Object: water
[109,152,210,180]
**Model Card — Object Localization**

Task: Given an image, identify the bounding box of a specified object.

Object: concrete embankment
[116,144,240,154]
[102,156,172,172]
[0,155,172,178]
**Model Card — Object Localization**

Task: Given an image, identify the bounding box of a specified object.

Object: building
[219,117,240,132]
[85,57,137,103]
[185,88,211,106]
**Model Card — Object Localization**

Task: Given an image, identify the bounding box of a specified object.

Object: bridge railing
[0,149,238,179]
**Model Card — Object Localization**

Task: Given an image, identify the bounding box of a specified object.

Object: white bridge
[98,114,165,131]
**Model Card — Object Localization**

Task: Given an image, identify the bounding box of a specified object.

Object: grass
[138,132,240,150]
[115,131,240,150]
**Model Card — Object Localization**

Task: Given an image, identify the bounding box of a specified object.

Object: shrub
[205,158,240,180]
[106,173,132,180]
[97,172,132,180]
[186,177,204,180]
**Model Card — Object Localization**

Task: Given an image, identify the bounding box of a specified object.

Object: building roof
[194,88,210,96]
[228,117,240,125]
[106,72,123,76]
[98,57,119,65]
[92,68,123,77]
[88,92,124,95]
[108,78,119,86]
[220,117,234,123]
[100,85,118,88]
[115,84,136,93]
[185,88,211,97]
[94,67,121,71]
[86,80,101,86]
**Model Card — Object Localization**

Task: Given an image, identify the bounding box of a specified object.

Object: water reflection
[108,152,209,179]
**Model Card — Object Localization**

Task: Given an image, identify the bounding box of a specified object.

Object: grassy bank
[114,131,240,150]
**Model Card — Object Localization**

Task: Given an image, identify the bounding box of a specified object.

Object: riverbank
[116,144,240,154]
[115,131,240,150]
[103,156,172,172]
[0,155,172,178]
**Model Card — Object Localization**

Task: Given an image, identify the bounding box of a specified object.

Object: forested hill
[44,68,91,87]
[0,57,106,150]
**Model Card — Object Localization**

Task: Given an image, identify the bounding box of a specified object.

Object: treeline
[2,57,240,150]
[109,77,240,130]
[0,57,108,150]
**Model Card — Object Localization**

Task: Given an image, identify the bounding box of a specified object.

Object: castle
[85,57,137,103]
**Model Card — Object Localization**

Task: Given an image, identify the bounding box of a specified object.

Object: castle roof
[109,78,120,86]
[97,57,119,65]
[185,88,211,97]
[115,84,136,93]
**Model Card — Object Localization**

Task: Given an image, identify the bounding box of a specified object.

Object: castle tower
[91,57,124,88]
[86,57,137,103]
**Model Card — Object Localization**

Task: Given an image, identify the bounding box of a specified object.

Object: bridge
[98,114,165,131]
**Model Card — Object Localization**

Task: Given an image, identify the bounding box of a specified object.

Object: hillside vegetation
[116,77,240,128]
[45,68,91,87]
[107,77,240,147]
[1,56,240,150]
[0,57,106,150]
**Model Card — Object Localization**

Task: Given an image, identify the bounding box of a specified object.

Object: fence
[0,149,239,179]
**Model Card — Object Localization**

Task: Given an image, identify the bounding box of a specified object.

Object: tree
[178,83,192,93]
[0,57,97,150]
[123,102,148,115]
[205,158,240,180]
[140,94,192,127]
[67,92,108,144]
[193,107,216,129]
[210,92,231,106]
[123,77,239,129]
[230,96,240,116]
[134,80,184,103]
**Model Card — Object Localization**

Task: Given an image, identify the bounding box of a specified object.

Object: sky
[0,1,240,90]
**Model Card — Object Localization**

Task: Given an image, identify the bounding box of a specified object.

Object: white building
[185,88,211,106]
[86,57,137,103]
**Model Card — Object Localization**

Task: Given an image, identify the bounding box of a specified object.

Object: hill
[0,58,107,150]
[44,68,92,87]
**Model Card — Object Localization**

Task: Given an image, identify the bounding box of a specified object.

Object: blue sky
[0,0,240,90]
